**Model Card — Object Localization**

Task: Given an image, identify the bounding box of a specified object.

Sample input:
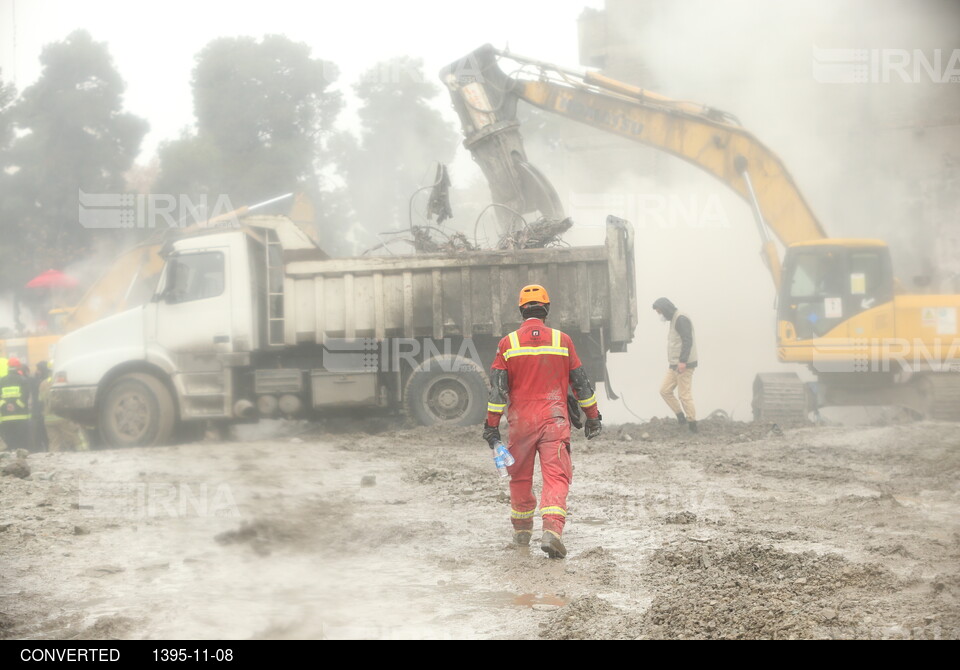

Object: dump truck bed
[279,217,637,351]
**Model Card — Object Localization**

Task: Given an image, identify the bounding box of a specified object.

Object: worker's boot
[540,530,567,559]
[513,530,532,546]
[676,412,687,425]
[688,420,698,433]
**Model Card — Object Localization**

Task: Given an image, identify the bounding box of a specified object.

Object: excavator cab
[778,241,894,342]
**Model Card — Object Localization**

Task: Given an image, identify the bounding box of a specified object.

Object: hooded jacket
[653,298,698,368]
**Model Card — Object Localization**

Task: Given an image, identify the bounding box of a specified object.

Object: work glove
[567,393,583,429]
[482,423,501,448]
[585,414,602,440]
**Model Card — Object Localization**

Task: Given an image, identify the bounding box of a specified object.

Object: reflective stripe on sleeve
[487,402,506,413]
[578,393,597,408]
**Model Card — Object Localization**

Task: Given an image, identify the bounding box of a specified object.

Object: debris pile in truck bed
[498,217,573,250]
[412,226,476,253]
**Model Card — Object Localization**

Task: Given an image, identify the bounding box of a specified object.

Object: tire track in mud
[534,421,959,639]
[1,419,958,639]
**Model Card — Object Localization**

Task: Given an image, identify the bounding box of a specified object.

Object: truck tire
[404,355,489,427]
[99,373,176,448]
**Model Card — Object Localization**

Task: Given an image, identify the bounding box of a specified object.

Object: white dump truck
[49,215,637,447]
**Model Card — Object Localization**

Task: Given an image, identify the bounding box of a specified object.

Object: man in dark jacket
[31,361,50,451]
[653,298,699,432]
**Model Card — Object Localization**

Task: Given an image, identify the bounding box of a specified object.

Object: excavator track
[752,372,809,423]
[920,373,960,421]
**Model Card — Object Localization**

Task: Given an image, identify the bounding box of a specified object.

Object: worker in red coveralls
[482,284,602,558]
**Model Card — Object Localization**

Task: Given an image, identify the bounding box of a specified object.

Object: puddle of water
[894,492,959,524]
[512,593,568,608]
[476,591,568,608]
[579,517,609,526]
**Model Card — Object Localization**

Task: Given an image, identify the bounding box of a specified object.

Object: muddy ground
[1,416,958,640]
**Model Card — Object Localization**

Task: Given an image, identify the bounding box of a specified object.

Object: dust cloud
[445,0,960,422]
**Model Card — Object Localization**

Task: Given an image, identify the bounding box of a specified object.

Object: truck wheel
[99,373,176,447]
[404,355,489,427]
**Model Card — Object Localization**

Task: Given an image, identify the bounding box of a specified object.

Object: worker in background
[483,284,602,559]
[0,357,33,452]
[18,362,40,449]
[31,361,50,451]
[38,360,87,451]
[653,297,699,433]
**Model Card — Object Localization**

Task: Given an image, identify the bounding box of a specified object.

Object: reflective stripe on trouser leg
[510,507,536,531]
[507,427,538,531]
[538,439,572,535]
[659,369,683,415]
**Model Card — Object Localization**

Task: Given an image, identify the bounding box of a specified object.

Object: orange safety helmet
[518,284,550,307]
[7,356,21,369]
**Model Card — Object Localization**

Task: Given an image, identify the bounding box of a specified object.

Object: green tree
[2,31,148,284]
[335,56,460,251]
[0,71,18,288]
[156,35,342,211]
[0,71,14,154]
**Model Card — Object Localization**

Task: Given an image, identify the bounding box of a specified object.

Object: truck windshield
[164,252,225,304]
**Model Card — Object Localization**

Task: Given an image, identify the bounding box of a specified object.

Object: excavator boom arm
[443,46,829,289]
[514,78,827,246]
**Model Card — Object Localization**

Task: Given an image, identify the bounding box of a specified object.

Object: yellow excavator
[441,45,960,421]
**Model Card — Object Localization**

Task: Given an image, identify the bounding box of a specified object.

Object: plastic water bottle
[496,442,516,467]
[493,440,515,478]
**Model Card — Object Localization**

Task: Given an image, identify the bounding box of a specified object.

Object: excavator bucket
[440,45,565,234]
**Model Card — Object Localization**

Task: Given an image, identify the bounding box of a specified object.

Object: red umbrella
[25,269,79,289]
